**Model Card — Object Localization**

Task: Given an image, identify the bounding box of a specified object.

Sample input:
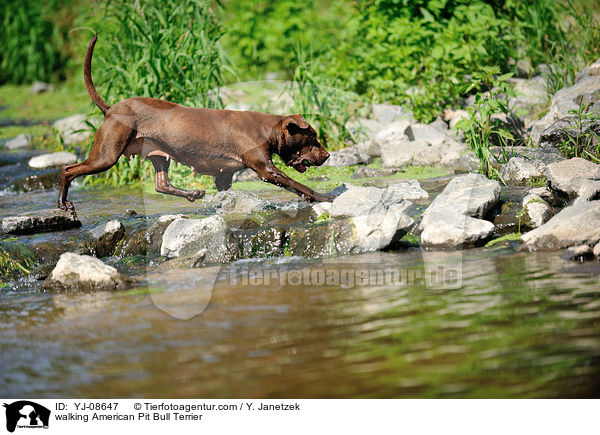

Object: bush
[0,0,79,84]
[83,0,230,186]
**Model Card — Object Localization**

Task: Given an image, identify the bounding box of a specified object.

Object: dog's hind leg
[148,155,205,202]
[58,120,134,211]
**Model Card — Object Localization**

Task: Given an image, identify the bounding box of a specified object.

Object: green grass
[485,233,522,248]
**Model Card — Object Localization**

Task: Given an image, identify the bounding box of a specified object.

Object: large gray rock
[531,74,600,145]
[490,146,564,166]
[378,121,467,167]
[1,209,81,235]
[371,103,414,125]
[28,151,77,169]
[161,216,231,262]
[546,157,600,198]
[89,220,125,257]
[53,114,93,145]
[521,200,600,249]
[420,173,500,248]
[346,118,385,144]
[500,156,546,185]
[43,253,131,292]
[325,184,415,252]
[323,145,370,167]
[4,133,31,149]
[421,214,495,248]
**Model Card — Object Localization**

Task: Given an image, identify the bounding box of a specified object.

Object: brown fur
[57,34,333,211]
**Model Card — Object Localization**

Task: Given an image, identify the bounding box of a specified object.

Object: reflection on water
[1,247,600,398]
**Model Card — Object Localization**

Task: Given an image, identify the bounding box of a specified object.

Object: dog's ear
[282,115,309,138]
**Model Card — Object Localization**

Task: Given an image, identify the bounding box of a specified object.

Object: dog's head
[277,114,329,173]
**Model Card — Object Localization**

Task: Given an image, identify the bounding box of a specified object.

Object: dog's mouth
[289,157,313,173]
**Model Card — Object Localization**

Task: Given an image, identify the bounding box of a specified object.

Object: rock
[350,202,414,251]
[423,173,501,219]
[28,151,77,169]
[2,209,81,235]
[378,121,466,168]
[387,179,429,201]
[12,170,61,192]
[29,81,53,94]
[443,108,469,129]
[560,244,594,261]
[509,76,547,128]
[346,118,385,143]
[490,146,564,166]
[522,193,554,228]
[119,215,183,257]
[351,166,398,178]
[329,185,404,218]
[516,58,533,78]
[428,118,449,133]
[43,253,131,292]
[500,156,546,185]
[312,202,332,217]
[421,214,495,248]
[161,216,232,262]
[4,133,31,149]
[420,173,501,248]
[450,152,480,174]
[323,145,370,167]
[371,103,414,125]
[546,157,600,198]
[232,227,286,258]
[232,168,260,183]
[215,190,271,214]
[53,114,93,145]
[594,242,600,257]
[530,74,600,144]
[89,220,125,257]
[121,209,139,217]
[521,200,600,250]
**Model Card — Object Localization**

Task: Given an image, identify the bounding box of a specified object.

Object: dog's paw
[57,200,76,211]
[187,190,206,202]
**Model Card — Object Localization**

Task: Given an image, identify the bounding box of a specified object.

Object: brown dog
[57,35,333,211]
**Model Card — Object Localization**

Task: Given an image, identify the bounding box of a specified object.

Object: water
[1,161,600,398]
[2,239,600,397]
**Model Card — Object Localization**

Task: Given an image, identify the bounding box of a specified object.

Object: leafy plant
[82,0,229,186]
[287,45,357,151]
[456,66,517,180]
[558,99,600,163]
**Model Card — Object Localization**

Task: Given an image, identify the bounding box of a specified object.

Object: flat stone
[28,151,77,169]
[43,253,131,292]
[4,133,31,149]
[329,185,404,218]
[215,190,271,214]
[522,193,554,228]
[546,157,600,197]
[387,179,429,201]
[421,213,495,248]
[521,200,600,250]
[2,209,81,235]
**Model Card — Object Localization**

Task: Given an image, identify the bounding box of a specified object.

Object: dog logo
[3,401,50,433]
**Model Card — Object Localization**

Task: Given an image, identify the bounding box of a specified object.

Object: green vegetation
[2,0,600,186]
[0,245,34,283]
[485,232,522,248]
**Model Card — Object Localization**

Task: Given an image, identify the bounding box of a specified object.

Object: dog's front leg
[252,160,334,202]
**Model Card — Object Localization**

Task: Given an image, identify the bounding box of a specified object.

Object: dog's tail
[84,34,110,116]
